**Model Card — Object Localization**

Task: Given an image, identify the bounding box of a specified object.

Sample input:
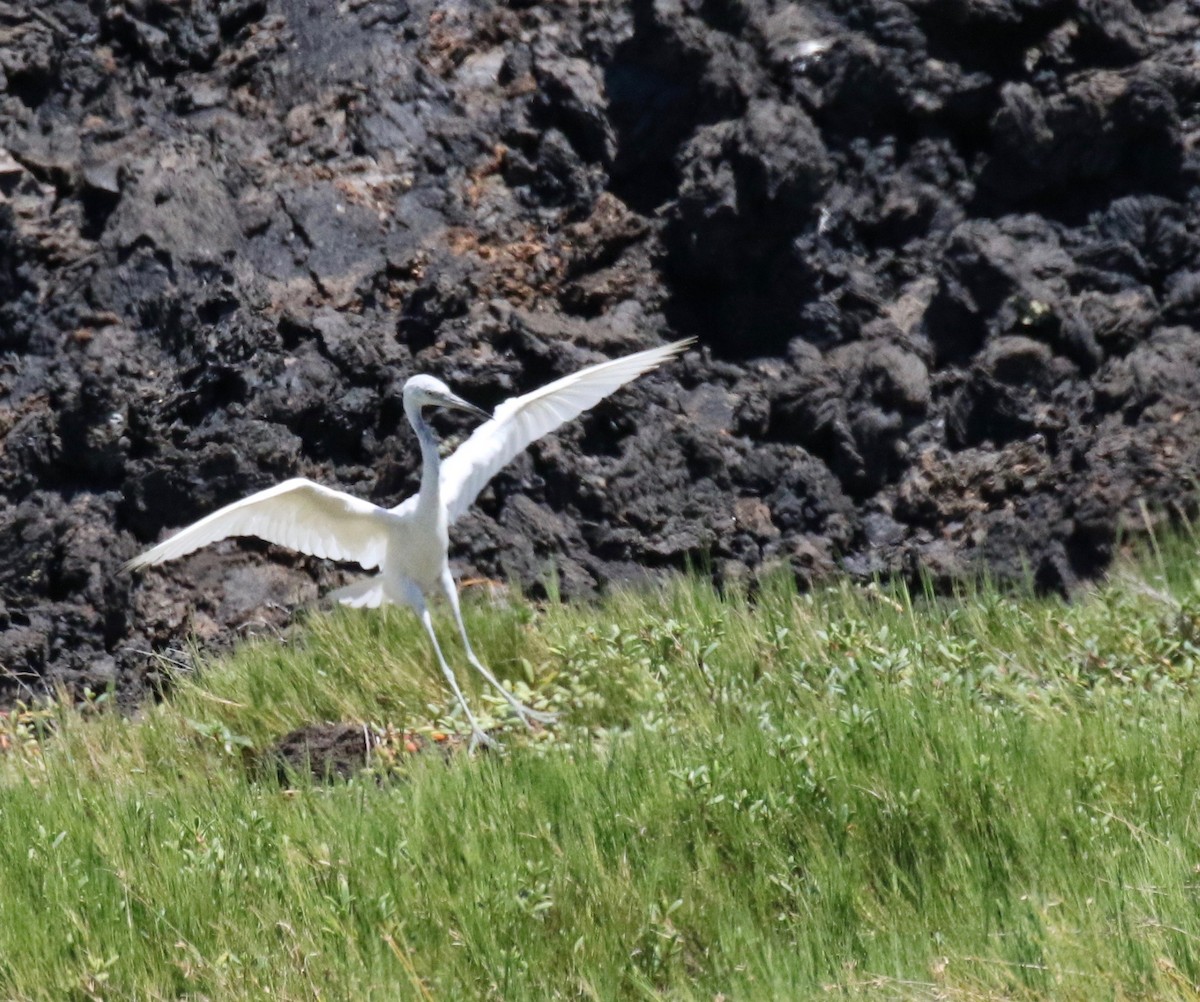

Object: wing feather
[435,339,692,524]
[124,478,392,572]
[328,575,390,608]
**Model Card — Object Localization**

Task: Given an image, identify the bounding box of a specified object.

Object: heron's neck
[405,399,442,515]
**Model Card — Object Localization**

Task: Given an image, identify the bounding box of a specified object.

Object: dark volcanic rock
[3,0,1200,704]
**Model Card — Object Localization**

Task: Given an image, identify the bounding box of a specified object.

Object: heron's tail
[328,576,390,608]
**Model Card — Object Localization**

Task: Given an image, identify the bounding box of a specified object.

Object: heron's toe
[516,706,558,728]
[468,728,500,754]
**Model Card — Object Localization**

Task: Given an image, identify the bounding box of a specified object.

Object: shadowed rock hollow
[2,0,1199,701]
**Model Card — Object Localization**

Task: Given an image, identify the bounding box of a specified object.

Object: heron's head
[402,374,491,421]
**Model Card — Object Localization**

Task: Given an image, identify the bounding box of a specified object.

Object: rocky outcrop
[2,0,1199,700]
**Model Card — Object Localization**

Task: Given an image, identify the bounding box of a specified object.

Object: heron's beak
[444,392,491,423]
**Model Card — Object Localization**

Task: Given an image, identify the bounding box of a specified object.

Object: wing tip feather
[122,544,175,574]
[659,336,697,358]
[633,337,696,372]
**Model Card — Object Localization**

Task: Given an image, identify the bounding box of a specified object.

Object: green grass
[6,536,1200,1000]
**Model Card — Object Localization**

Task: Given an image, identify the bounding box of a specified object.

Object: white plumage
[435,347,694,523]
[124,479,394,571]
[126,338,693,749]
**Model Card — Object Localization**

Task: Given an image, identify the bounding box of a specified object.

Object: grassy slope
[4,538,1200,1000]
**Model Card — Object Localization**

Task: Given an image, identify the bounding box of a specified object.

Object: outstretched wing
[436,339,693,524]
[124,478,392,572]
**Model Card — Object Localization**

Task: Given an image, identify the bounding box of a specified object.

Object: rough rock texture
[2,0,1200,702]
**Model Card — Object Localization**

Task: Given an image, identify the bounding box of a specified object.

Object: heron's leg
[398,580,495,752]
[441,572,557,728]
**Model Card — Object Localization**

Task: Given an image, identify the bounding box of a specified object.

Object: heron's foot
[468,727,500,754]
[511,703,558,729]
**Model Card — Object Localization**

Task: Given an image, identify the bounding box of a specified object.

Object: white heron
[125,338,693,749]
